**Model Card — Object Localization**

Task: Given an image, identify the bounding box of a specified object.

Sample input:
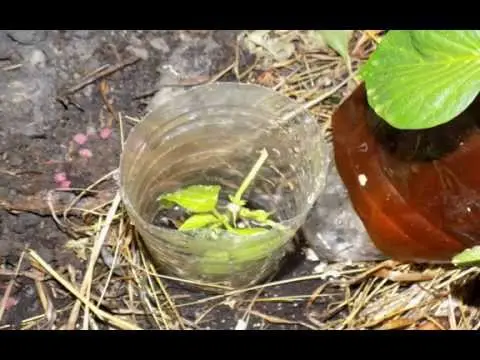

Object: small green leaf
[452,246,480,267]
[228,194,246,207]
[360,30,480,130]
[214,211,233,231]
[239,208,271,223]
[209,222,223,230]
[229,227,269,236]
[317,30,353,63]
[158,199,176,209]
[179,214,221,231]
[158,185,221,213]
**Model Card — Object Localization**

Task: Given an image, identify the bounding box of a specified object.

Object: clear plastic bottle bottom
[302,151,387,263]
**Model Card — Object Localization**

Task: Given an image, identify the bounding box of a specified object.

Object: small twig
[0,269,45,281]
[0,249,27,324]
[447,288,457,330]
[66,191,121,329]
[238,277,272,329]
[423,313,446,330]
[99,80,119,126]
[97,245,122,307]
[309,285,360,324]
[207,62,235,84]
[306,283,329,307]
[2,63,22,71]
[351,31,370,57]
[122,254,233,291]
[62,169,117,222]
[35,280,49,315]
[149,263,185,330]
[47,190,66,231]
[238,56,259,80]
[118,112,126,151]
[337,260,400,287]
[35,280,56,329]
[232,148,269,204]
[134,60,234,101]
[133,76,211,100]
[247,309,318,330]
[280,71,357,124]
[341,277,390,329]
[361,296,440,329]
[138,250,170,329]
[365,30,382,44]
[83,64,111,79]
[0,169,43,177]
[0,168,19,176]
[194,302,223,325]
[272,67,302,91]
[177,272,356,308]
[57,56,140,106]
[28,249,141,330]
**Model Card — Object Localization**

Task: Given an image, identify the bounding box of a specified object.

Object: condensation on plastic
[119,82,329,290]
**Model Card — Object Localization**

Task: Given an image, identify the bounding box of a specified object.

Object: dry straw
[7,30,479,330]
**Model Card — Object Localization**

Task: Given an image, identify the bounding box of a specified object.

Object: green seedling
[157,148,284,236]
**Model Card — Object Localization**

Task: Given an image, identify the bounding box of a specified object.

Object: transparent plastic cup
[119,82,329,290]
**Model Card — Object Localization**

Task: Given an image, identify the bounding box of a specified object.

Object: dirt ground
[0,30,341,330]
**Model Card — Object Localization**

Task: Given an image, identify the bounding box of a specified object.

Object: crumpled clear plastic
[302,149,387,263]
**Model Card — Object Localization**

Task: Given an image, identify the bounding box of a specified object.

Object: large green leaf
[158,185,221,213]
[360,30,480,130]
[179,213,221,231]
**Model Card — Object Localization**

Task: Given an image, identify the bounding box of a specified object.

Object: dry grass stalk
[66,191,122,329]
[28,249,141,330]
[0,250,27,323]
[5,30,479,331]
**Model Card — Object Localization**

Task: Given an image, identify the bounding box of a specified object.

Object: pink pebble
[4,297,18,311]
[99,127,112,140]
[54,172,67,183]
[58,180,71,189]
[73,133,88,145]
[79,148,93,158]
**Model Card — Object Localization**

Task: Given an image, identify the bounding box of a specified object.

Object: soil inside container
[332,84,480,262]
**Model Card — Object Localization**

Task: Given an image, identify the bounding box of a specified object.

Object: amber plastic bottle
[332,84,480,263]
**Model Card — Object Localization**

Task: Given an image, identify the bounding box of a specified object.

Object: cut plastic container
[302,153,387,263]
[119,82,329,290]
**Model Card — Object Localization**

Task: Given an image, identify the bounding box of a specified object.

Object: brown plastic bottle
[332,84,480,263]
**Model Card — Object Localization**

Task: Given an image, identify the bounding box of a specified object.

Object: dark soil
[0,30,330,330]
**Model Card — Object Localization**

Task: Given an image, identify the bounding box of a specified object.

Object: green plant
[157,148,285,234]
[156,149,290,275]
[360,30,480,130]
[358,30,480,267]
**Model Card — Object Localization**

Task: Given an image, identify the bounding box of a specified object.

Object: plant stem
[232,148,269,204]
[213,209,233,230]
